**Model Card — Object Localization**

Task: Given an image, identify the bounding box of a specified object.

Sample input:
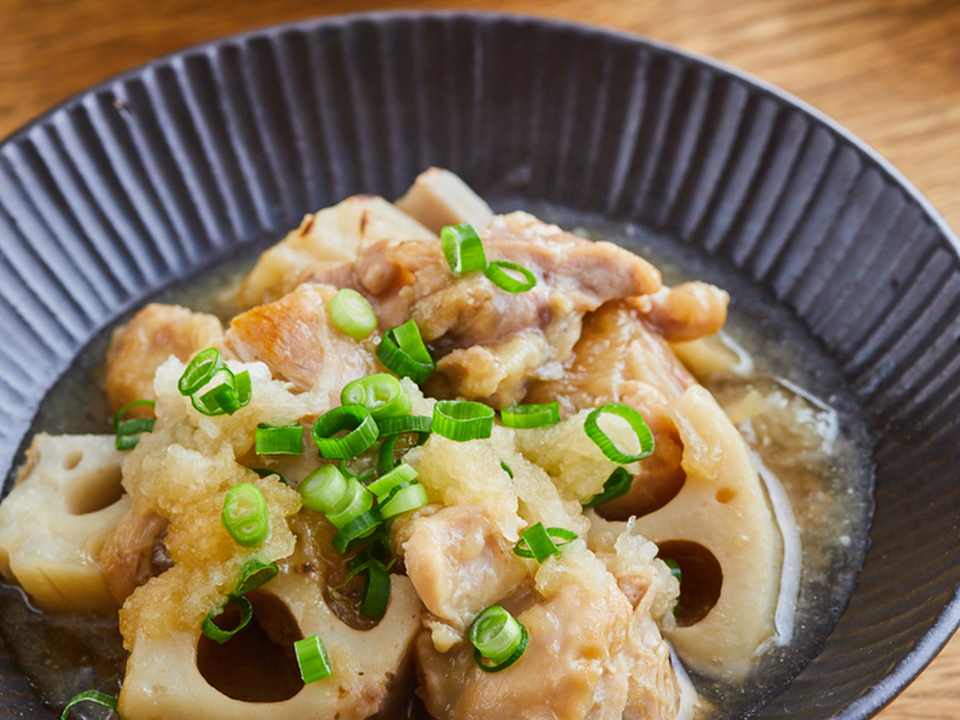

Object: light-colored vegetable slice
[238,194,435,308]
[0,434,129,613]
[394,167,494,234]
[632,385,783,682]
[119,560,422,720]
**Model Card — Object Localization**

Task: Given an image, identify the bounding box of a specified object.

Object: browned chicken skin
[103,304,224,416]
[308,212,664,407]
[224,283,377,404]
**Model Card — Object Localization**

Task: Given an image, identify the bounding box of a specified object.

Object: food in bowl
[0,168,855,719]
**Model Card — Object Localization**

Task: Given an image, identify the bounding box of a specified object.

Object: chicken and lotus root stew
[2,169,827,720]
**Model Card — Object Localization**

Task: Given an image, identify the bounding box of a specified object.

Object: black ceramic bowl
[2,11,959,720]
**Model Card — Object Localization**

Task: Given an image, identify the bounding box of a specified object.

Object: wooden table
[1,0,958,718]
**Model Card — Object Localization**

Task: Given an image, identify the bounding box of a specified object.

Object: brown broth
[0,206,874,720]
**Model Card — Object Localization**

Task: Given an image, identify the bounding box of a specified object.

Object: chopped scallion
[376,414,433,436]
[178,347,226,396]
[375,320,435,384]
[112,398,155,450]
[332,509,383,555]
[178,348,251,417]
[432,400,495,441]
[312,404,379,459]
[340,374,412,420]
[235,558,279,596]
[583,402,655,464]
[582,467,634,509]
[378,481,429,519]
[513,522,577,562]
[359,560,391,619]
[500,402,560,429]
[255,422,304,455]
[664,557,682,583]
[295,634,333,683]
[325,478,374,529]
[440,222,487,274]
[367,462,419,500]
[202,594,253,644]
[468,605,529,672]
[299,465,349,515]
[326,288,378,340]
[484,260,537,293]
[222,483,270,547]
[60,690,119,720]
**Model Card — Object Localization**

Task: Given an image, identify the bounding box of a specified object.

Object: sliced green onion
[484,260,537,293]
[113,398,156,450]
[337,458,375,484]
[236,558,279,595]
[346,532,395,574]
[60,690,119,720]
[377,435,401,474]
[582,467,634,509]
[376,320,435,385]
[188,367,251,417]
[326,288,378,340]
[326,478,374,529]
[299,465,349,514]
[500,402,560,429]
[377,414,433,436]
[664,558,682,616]
[178,347,226,396]
[468,605,529,672]
[333,509,382,554]
[367,462,419,500]
[255,422,304,455]
[375,415,432,473]
[341,374,413,420]
[312,404,379,459]
[359,560,391,619]
[295,634,333,683]
[664,557,682,583]
[513,523,578,562]
[583,403,655,464]
[499,459,514,478]
[432,400,495,441]
[202,594,254,644]
[222,483,270,547]
[378,482,429,519]
[441,222,487,274]
[178,348,252,417]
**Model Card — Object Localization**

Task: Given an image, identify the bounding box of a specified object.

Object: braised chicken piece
[403,505,528,638]
[307,212,663,406]
[525,300,698,519]
[99,510,169,605]
[224,283,377,405]
[639,282,729,343]
[414,548,685,720]
[104,304,224,416]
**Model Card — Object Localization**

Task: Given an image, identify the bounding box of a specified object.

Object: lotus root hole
[63,451,84,471]
[197,591,305,702]
[715,487,736,504]
[657,540,723,627]
[64,464,124,515]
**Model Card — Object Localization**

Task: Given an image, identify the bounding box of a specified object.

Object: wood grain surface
[2,0,959,718]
